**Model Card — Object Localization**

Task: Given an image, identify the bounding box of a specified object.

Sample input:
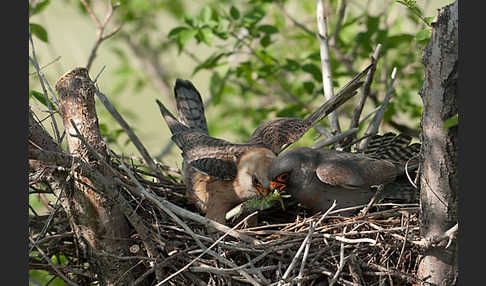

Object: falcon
[157,79,275,224]
[268,133,421,213]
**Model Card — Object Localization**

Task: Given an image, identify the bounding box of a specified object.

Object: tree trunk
[51,68,140,285]
[417,1,459,285]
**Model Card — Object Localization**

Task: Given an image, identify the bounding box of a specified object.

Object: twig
[312,127,358,149]
[29,56,62,76]
[349,44,382,130]
[359,67,397,151]
[278,201,337,285]
[297,226,312,286]
[277,2,315,37]
[29,28,61,144]
[404,157,418,189]
[279,222,315,285]
[316,0,341,135]
[156,211,261,286]
[29,237,80,286]
[80,0,124,70]
[330,0,348,47]
[328,227,348,286]
[94,88,168,183]
[397,213,410,267]
[359,184,385,216]
[414,223,458,249]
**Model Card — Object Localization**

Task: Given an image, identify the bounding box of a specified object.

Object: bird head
[234,147,276,199]
[268,147,316,193]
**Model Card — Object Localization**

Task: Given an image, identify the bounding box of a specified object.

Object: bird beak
[270,181,286,193]
[255,186,270,196]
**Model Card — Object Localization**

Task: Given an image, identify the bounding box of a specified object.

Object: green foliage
[29,23,49,43]
[29,0,51,17]
[443,113,458,130]
[29,89,56,110]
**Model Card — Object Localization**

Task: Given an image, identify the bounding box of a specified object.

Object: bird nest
[109,154,424,285]
[29,146,426,285]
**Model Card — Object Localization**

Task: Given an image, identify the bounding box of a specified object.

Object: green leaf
[424,16,435,26]
[178,28,198,47]
[415,28,431,44]
[199,6,212,23]
[198,27,213,46]
[230,6,240,20]
[303,81,315,94]
[283,58,300,72]
[29,89,56,110]
[29,23,48,43]
[386,34,414,49]
[302,63,322,82]
[210,72,225,104]
[443,113,458,130]
[260,34,271,47]
[192,52,229,75]
[29,0,50,17]
[258,24,278,34]
[168,26,188,39]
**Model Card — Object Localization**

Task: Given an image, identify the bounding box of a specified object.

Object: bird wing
[315,151,397,189]
[248,63,372,155]
[304,63,373,126]
[156,99,189,135]
[171,131,259,181]
[247,118,309,154]
[174,79,209,134]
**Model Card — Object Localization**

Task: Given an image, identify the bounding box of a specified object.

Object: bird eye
[252,176,262,187]
[277,173,289,182]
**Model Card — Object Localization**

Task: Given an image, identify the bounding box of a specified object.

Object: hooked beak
[255,186,270,196]
[270,181,286,193]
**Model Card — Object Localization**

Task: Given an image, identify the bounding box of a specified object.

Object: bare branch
[29,237,80,286]
[81,0,124,70]
[316,0,340,134]
[358,67,397,151]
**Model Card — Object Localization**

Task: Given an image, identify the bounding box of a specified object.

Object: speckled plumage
[248,63,373,154]
[268,133,420,213]
[157,80,275,224]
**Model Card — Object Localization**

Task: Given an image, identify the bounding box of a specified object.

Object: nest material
[29,151,425,286]
[121,156,424,285]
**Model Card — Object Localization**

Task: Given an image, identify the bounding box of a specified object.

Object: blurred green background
[29,0,452,170]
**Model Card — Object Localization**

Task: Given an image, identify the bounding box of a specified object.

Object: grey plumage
[268,133,420,212]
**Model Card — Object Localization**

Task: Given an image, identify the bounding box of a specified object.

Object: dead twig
[80,0,124,70]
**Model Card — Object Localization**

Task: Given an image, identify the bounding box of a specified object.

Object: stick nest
[30,150,425,285]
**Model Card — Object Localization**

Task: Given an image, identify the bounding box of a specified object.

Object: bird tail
[305,63,373,126]
[380,178,419,202]
[364,132,421,175]
[156,99,188,135]
[174,79,209,134]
